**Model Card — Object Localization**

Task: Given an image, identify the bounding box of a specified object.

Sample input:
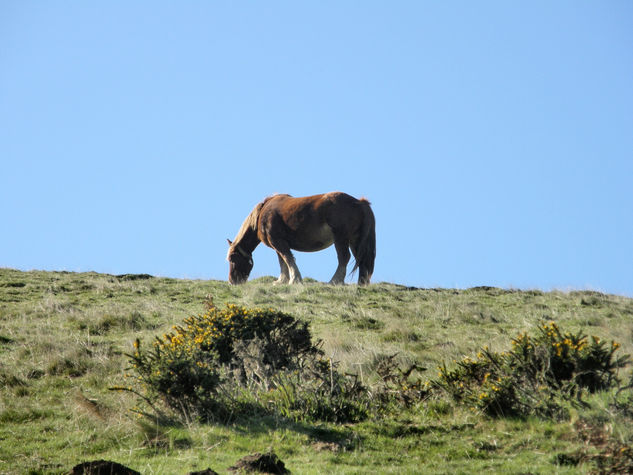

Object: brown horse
[227,192,376,285]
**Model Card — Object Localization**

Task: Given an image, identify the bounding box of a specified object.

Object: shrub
[127,336,225,420]
[171,301,317,370]
[373,354,429,408]
[270,357,370,423]
[120,299,369,423]
[433,321,630,418]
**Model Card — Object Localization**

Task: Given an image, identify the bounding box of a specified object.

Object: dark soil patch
[228,452,289,474]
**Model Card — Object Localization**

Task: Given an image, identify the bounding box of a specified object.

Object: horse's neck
[234,225,259,253]
[233,203,263,253]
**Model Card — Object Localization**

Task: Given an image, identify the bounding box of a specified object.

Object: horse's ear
[227,239,233,246]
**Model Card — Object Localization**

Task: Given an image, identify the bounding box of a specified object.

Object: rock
[69,460,140,475]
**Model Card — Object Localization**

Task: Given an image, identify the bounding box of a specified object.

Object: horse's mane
[232,202,261,245]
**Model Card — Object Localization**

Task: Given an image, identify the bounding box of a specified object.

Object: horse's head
[227,239,253,284]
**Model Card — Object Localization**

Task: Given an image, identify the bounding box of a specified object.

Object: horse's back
[262,192,365,221]
[275,191,366,208]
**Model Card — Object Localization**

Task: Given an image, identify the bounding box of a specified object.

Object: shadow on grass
[139,405,361,450]
[229,413,362,448]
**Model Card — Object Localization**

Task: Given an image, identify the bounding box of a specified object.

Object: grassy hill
[1,268,632,474]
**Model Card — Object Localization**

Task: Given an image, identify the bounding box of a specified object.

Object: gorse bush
[511,322,625,393]
[170,300,317,370]
[127,336,224,420]
[433,321,630,418]
[122,299,370,423]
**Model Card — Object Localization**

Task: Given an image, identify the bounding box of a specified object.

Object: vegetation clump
[123,299,371,423]
[433,321,630,418]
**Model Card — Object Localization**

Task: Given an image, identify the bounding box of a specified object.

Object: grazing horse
[227,192,376,285]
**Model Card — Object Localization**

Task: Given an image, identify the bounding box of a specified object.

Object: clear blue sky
[2,2,632,295]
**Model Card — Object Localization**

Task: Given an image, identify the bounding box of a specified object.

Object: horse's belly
[292,224,334,252]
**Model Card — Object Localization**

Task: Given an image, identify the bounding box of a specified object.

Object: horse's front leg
[282,251,302,284]
[270,241,302,284]
[274,253,290,285]
[329,241,350,285]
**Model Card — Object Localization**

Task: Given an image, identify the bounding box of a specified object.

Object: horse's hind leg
[350,243,372,285]
[275,253,290,285]
[329,240,350,285]
[353,251,373,286]
[358,266,371,286]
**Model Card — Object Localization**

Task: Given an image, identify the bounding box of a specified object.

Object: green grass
[1,268,632,474]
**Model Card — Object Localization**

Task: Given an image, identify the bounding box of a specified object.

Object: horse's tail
[352,198,376,285]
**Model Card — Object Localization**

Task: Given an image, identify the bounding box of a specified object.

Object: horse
[227,192,376,285]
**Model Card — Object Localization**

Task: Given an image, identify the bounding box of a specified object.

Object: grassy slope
[1,268,632,474]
